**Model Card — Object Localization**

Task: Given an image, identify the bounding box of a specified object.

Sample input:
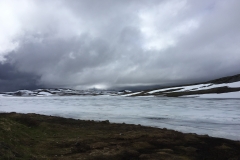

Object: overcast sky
[0,0,240,91]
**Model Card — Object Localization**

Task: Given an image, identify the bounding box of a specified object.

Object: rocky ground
[1,113,240,160]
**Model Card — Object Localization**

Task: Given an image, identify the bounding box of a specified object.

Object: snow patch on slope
[121,91,142,97]
[37,91,53,96]
[143,80,240,98]
[170,81,240,93]
[148,87,183,94]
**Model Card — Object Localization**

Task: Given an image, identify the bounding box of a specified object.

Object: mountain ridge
[0,88,118,97]
[122,73,240,98]
[1,73,240,98]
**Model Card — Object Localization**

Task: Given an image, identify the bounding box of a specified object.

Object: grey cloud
[1,0,240,91]
[0,62,41,92]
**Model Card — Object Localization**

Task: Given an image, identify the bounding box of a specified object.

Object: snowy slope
[2,74,240,98]
[147,81,240,94]
[124,74,240,98]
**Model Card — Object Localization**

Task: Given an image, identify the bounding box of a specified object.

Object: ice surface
[1,96,240,140]
[182,91,240,98]
[136,95,155,97]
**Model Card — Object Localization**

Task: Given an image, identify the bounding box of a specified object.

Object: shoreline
[1,112,240,159]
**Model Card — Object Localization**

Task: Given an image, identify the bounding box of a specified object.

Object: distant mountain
[0,88,119,97]
[121,74,240,98]
[2,74,240,98]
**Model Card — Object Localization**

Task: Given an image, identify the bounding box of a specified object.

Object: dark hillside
[208,74,240,84]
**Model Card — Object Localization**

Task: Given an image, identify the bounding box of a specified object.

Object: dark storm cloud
[0,62,41,92]
[0,0,240,91]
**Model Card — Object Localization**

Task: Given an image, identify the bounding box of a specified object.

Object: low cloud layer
[1,0,240,91]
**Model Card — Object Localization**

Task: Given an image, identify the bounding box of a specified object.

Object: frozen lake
[1,95,240,140]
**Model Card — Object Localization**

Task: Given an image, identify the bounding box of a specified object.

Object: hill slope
[123,74,240,98]
[1,74,240,98]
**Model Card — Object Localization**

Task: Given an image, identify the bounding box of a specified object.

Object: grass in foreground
[1,112,240,160]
